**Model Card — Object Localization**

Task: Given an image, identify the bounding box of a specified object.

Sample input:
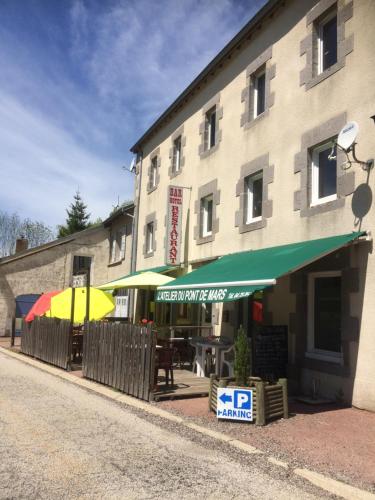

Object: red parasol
[25,291,62,322]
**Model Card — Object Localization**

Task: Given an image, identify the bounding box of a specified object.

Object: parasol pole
[68,286,76,371]
[85,264,91,356]
[85,267,91,323]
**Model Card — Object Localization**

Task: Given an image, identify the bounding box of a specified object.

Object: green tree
[58,191,91,238]
[234,325,251,386]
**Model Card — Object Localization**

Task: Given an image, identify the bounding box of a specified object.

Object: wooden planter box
[209,375,288,426]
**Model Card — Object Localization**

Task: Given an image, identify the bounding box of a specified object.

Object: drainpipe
[128,150,143,323]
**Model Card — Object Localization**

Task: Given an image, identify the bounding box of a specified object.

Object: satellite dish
[337,121,359,151]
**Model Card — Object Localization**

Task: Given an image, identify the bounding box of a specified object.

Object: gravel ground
[157,396,375,493]
[0,352,331,500]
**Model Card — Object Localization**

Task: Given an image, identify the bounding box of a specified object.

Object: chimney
[15,237,28,253]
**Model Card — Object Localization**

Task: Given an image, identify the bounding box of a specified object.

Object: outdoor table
[193,339,233,378]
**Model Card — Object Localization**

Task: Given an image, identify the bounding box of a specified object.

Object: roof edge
[130,0,281,153]
[0,224,106,265]
[103,202,135,227]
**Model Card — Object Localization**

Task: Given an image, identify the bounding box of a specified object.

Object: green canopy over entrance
[155,232,365,303]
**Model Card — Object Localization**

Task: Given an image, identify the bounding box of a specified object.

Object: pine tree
[58,191,91,238]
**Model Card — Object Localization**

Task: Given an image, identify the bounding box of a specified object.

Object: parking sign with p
[216,387,253,422]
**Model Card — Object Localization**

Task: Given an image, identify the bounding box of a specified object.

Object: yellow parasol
[46,287,115,323]
[97,271,174,291]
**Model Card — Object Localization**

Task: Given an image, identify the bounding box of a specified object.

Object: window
[307,272,342,361]
[150,156,157,189]
[253,67,266,118]
[73,255,91,275]
[200,195,213,237]
[110,229,126,263]
[245,172,263,223]
[172,136,182,173]
[205,106,216,150]
[317,10,337,74]
[146,222,154,254]
[311,141,337,205]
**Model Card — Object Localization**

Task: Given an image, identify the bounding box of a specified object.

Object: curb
[1,347,374,499]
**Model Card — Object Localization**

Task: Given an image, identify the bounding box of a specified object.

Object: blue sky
[0,0,266,228]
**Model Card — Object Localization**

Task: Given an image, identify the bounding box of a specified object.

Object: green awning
[156,232,365,303]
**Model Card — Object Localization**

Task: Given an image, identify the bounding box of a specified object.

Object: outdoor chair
[220,345,235,378]
[155,347,175,386]
[170,339,194,369]
[190,337,214,376]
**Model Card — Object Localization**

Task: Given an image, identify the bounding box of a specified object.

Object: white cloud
[0,92,133,226]
[0,0,265,227]
[70,0,263,130]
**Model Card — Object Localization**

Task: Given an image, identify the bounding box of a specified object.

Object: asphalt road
[0,352,326,499]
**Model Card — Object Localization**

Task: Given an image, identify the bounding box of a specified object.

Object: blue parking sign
[234,390,252,410]
[217,388,253,422]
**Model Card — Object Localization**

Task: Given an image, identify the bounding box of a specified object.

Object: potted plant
[234,325,251,386]
[209,325,288,425]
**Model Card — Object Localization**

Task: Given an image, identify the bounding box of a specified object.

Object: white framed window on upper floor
[146,222,154,255]
[316,8,338,75]
[252,66,266,118]
[306,271,343,364]
[150,156,158,189]
[245,172,263,223]
[205,106,216,150]
[311,140,337,206]
[200,195,213,238]
[110,229,126,264]
[172,136,182,174]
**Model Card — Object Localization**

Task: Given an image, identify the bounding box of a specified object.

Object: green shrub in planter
[234,325,251,387]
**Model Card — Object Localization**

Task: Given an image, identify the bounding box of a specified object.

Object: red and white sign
[166,186,183,265]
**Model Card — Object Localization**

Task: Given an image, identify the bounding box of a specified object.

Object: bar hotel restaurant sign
[165,185,183,266]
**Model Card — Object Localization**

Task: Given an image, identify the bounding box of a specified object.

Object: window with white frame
[150,156,158,189]
[200,195,213,237]
[307,271,342,362]
[205,106,216,150]
[172,136,182,173]
[316,9,337,75]
[110,229,126,263]
[245,172,263,223]
[253,66,266,118]
[146,222,154,254]
[311,141,337,206]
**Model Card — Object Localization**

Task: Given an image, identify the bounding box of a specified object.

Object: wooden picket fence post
[82,321,157,402]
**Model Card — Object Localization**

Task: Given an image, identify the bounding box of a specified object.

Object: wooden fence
[21,317,72,370]
[82,322,156,401]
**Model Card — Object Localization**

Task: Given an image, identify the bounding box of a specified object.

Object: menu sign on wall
[165,186,183,266]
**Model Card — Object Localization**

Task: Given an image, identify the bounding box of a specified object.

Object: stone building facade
[130,0,375,410]
[0,204,134,336]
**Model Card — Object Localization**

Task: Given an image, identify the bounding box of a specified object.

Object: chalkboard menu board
[254,325,288,381]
